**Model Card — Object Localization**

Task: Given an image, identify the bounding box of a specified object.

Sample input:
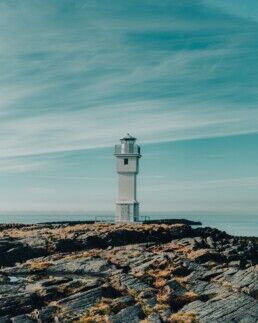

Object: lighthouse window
[124,158,128,165]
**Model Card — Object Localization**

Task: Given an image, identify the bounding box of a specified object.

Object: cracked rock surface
[0,222,257,322]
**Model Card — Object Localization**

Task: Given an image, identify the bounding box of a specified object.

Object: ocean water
[0,212,257,237]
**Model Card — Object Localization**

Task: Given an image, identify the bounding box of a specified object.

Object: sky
[0,0,258,217]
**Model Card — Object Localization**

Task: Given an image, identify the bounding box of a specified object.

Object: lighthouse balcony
[114,144,141,155]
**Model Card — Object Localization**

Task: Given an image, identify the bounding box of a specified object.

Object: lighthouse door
[121,204,130,221]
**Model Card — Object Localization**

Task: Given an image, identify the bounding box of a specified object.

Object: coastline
[0,220,257,322]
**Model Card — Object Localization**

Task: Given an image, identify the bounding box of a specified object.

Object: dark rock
[11,314,34,322]
[167,279,187,296]
[0,240,46,267]
[0,292,42,317]
[109,304,145,323]
[35,306,57,322]
[144,219,202,226]
[56,287,103,317]
[111,296,135,313]
[0,222,257,322]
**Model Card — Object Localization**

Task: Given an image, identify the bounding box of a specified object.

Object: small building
[114,134,141,222]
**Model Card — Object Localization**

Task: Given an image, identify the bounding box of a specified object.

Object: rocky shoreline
[0,221,257,322]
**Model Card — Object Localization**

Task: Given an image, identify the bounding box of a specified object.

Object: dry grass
[76,299,111,323]
[168,311,199,323]
[174,276,190,288]
[77,315,109,323]
[132,270,145,278]
[187,249,210,261]
[156,286,172,304]
[171,291,199,310]
[154,303,170,313]
[148,267,173,279]
[154,277,167,289]
[0,222,185,241]
[26,261,53,270]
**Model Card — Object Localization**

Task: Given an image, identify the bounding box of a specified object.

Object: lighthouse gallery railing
[114,145,141,155]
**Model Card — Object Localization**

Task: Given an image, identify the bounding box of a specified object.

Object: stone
[109,304,145,323]
[181,292,258,323]
[166,279,187,296]
[56,287,103,316]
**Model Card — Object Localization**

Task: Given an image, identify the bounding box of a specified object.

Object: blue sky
[0,0,258,216]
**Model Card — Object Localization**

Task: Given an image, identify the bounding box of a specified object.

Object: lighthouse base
[115,201,139,223]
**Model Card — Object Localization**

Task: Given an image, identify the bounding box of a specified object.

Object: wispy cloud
[0,0,258,162]
[0,1,257,215]
[141,177,258,192]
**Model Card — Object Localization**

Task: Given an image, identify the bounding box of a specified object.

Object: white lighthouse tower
[114,134,141,222]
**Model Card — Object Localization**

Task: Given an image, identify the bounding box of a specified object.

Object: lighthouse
[114,134,141,222]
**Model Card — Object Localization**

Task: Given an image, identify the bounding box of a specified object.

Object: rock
[47,258,112,276]
[148,312,162,322]
[144,219,202,225]
[160,308,172,321]
[0,222,257,322]
[228,260,241,267]
[181,292,258,323]
[214,265,258,298]
[120,273,153,293]
[0,292,42,317]
[11,314,34,322]
[109,304,145,323]
[56,287,103,317]
[34,306,57,322]
[167,279,187,296]
[189,249,227,263]
[0,240,46,267]
[111,296,135,313]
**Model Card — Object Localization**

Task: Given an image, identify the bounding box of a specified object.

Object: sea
[0,212,257,237]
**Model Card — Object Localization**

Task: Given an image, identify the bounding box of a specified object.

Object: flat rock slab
[181,292,258,323]
[109,304,145,323]
[46,258,112,276]
[56,287,103,318]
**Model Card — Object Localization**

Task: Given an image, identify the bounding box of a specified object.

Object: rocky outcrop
[0,222,257,322]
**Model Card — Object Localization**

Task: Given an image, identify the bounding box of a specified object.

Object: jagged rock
[0,222,257,322]
[181,292,258,323]
[0,242,45,267]
[11,314,34,322]
[56,287,103,317]
[167,279,187,296]
[214,265,258,298]
[111,296,135,313]
[47,258,112,276]
[189,249,227,263]
[34,306,57,322]
[148,312,162,322]
[0,316,10,323]
[109,304,145,323]
[0,292,42,317]
[120,273,153,293]
[187,277,229,299]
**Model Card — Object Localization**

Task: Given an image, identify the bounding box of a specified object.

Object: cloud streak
[0,1,257,215]
[0,1,258,162]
